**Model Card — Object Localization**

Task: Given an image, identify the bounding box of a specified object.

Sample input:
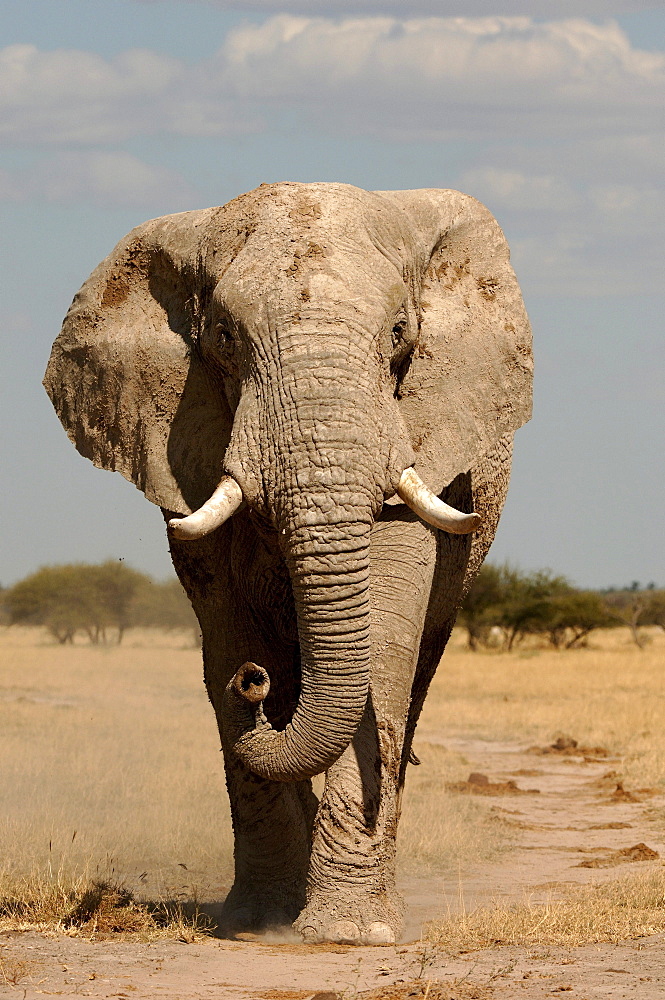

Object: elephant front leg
[221,747,316,932]
[294,701,405,944]
[211,640,318,935]
[168,519,317,935]
[295,512,438,944]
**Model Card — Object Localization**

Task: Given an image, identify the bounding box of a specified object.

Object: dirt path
[402,734,665,934]
[3,737,665,999]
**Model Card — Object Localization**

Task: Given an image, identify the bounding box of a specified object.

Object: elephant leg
[294,511,438,944]
[220,726,316,932]
[211,630,318,933]
[166,518,317,933]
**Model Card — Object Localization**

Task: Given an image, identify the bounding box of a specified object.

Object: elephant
[44,182,532,944]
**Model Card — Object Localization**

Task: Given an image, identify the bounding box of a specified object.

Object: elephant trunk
[220,331,384,781]
[226,506,372,782]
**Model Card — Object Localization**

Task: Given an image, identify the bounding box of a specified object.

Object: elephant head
[44,182,532,782]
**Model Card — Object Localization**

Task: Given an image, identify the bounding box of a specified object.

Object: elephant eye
[206,317,238,375]
[391,318,408,347]
[215,321,233,344]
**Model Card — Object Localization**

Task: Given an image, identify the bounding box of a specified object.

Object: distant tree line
[1,561,197,644]
[459,564,665,651]
[1,560,663,651]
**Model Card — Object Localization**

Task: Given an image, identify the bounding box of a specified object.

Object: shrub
[462,566,614,650]
[6,563,151,644]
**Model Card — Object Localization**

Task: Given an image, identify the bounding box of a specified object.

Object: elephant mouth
[167,467,480,540]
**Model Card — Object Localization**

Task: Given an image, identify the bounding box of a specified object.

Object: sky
[1,0,663,590]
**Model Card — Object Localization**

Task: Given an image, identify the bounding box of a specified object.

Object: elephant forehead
[216,241,405,328]
[230,180,398,232]
[213,182,410,274]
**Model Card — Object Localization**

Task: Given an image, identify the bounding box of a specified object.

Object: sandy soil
[3,736,665,1000]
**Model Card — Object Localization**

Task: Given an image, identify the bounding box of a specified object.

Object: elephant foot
[221,881,303,937]
[293,889,403,945]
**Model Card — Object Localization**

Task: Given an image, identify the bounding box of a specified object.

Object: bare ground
[4,734,665,999]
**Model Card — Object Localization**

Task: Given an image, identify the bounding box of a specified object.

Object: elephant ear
[381,189,533,495]
[44,209,235,515]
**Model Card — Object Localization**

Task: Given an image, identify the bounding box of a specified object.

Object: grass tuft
[0,868,212,940]
[426,866,665,950]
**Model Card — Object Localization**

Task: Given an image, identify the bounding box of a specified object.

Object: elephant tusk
[397,468,481,535]
[168,476,243,540]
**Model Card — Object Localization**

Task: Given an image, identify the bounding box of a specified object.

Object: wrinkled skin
[44,182,532,943]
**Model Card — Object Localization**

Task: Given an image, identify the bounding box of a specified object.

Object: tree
[461,566,614,651]
[86,561,151,644]
[132,577,198,633]
[603,587,665,647]
[643,590,665,632]
[528,589,613,649]
[4,562,154,644]
[497,569,572,650]
[6,565,99,643]
[459,563,520,650]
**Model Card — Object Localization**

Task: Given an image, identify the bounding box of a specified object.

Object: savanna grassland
[1,624,664,944]
[419,625,665,788]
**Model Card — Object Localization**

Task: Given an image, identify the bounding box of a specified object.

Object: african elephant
[44,182,532,944]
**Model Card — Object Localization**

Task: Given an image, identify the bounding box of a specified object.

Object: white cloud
[459,167,664,228]
[1,17,662,145]
[0,152,199,209]
[0,44,249,144]
[466,132,665,192]
[216,15,664,139]
[455,167,580,212]
[457,165,664,295]
[0,45,187,143]
[0,15,661,294]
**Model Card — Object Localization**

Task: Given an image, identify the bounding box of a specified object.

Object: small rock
[468,772,489,786]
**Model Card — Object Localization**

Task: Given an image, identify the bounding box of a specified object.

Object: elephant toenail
[364,921,395,944]
[328,920,361,944]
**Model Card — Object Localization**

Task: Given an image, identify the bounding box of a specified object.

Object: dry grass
[426,865,665,949]
[398,742,511,872]
[2,624,664,942]
[0,867,212,939]
[421,626,665,788]
[0,626,233,907]
[0,626,506,936]
[418,626,665,951]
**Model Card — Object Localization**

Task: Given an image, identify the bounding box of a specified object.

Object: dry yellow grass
[0,870,211,940]
[0,625,506,935]
[2,624,664,941]
[0,627,233,906]
[426,866,665,949]
[397,741,510,872]
[421,626,665,788]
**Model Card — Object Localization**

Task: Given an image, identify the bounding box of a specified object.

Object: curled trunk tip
[232,662,271,705]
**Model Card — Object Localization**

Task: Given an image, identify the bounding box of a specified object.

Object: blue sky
[1,0,663,588]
